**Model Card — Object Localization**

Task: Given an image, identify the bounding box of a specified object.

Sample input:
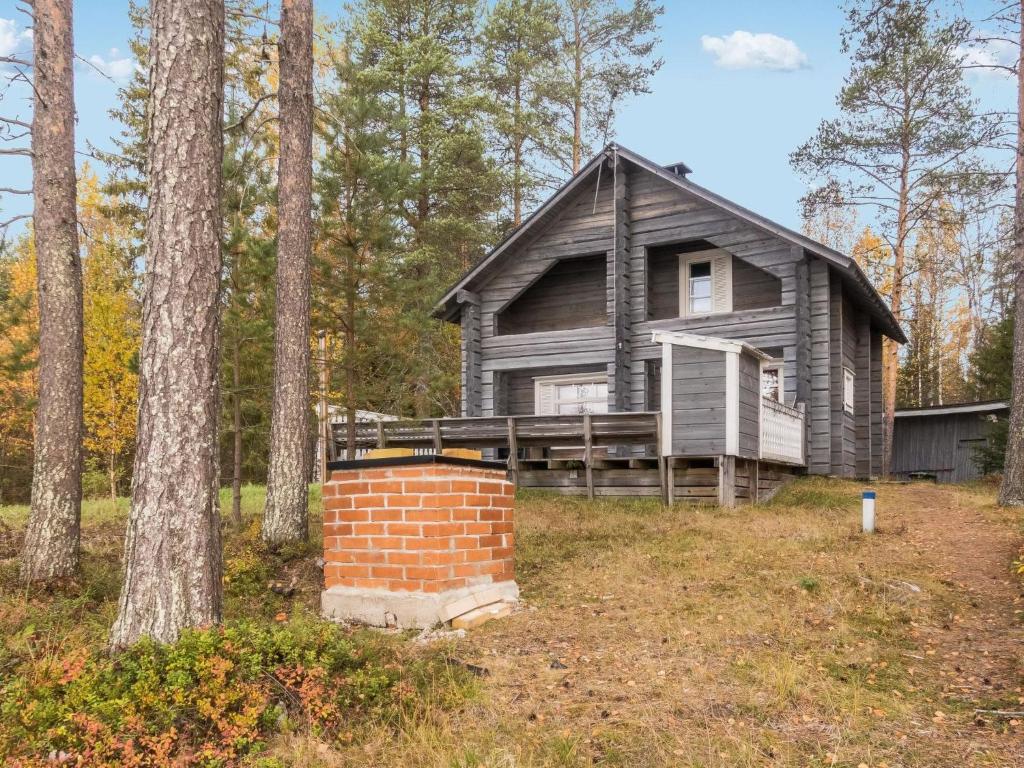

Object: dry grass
[307,478,1024,768]
[2,478,1022,767]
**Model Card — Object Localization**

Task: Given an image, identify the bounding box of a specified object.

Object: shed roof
[433,143,906,343]
[894,400,1008,418]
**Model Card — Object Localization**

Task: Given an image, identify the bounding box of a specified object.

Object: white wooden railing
[760,398,805,465]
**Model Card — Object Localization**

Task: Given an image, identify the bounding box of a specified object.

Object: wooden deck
[330,412,799,504]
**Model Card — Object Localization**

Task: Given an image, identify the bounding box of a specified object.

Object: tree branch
[224,92,277,133]
[0,213,31,229]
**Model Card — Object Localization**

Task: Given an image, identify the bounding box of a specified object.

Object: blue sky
[0,0,1017,239]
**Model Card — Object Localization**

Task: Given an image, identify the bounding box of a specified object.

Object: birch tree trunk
[999,3,1024,506]
[20,0,83,584]
[263,0,313,547]
[109,0,225,648]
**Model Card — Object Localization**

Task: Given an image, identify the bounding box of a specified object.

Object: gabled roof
[433,143,907,343]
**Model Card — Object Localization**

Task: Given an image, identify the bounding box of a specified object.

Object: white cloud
[0,17,32,60]
[84,48,139,83]
[700,31,808,72]
[959,37,1016,78]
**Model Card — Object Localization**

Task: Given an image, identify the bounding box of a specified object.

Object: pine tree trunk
[263,0,313,547]
[881,150,911,476]
[999,4,1024,505]
[21,0,83,584]
[571,11,583,175]
[513,79,523,226]
[232,340,243,527]
[109,0,225,648]
[345,274,357,461]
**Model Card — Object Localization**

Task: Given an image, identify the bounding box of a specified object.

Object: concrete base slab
[321,580,519,629]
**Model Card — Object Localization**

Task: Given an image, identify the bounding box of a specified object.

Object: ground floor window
[534,373,609,415]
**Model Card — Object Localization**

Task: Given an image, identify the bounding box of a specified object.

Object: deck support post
[583,413,595,500]
[376,420,387,449]
[718,455,736,508]
[752,459,760,504]
[655,411,668,505]
[507,417,519,486]
[667,460,675,506]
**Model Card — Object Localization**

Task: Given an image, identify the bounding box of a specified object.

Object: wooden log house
[344,144,906,505]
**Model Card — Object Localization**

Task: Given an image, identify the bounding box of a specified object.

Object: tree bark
[571,8,583,175]
[345,281,357,460]
[881,143,911,477]
[20,0,83,584]
[232,339,243,527]
[999,3,1024,505]
[263,0,313,547]
[109,0,225,648]
[109,450,117,504]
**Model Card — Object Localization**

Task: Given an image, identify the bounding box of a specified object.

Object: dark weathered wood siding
[892,410,1003,482]
[455,155,890,475]
[496,254,606,335]
[738,351,761,459]
[669,345,726,455]
[646,243,781,320]
[808,260,831,474]
[829,279,857,477]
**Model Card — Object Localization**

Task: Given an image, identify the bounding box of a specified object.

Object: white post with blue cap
[862,489,876,533]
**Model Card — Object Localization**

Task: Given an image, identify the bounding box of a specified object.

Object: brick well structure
[321,455,518,628]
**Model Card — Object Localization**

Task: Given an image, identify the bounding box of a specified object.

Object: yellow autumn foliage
[0,235,39,497]
[79,169,140,498]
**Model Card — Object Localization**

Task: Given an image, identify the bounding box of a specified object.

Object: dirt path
[440,481,1024,767]
[881,483,1024,714]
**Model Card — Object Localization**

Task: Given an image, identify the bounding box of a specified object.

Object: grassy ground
[1,479,1022,767]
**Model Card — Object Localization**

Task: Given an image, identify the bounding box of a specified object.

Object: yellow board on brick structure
[364,448,415,459]
[441,448,483,460]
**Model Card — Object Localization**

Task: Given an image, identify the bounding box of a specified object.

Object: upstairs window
[688,261,712,313]
[679,250,732,316]
[843,368,855,414]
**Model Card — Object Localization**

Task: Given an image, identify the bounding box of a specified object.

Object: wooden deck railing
[760,398,805,465]
[331,412,663,499]
[334,411,661,452]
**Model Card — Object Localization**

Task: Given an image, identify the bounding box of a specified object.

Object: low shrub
[0,618,468,767]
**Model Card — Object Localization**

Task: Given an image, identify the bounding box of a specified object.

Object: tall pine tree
[480,0,565,225]
[555,0,663,173]
[350,0,501,417]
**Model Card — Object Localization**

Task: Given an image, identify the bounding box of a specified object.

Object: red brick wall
[322,464,515,594]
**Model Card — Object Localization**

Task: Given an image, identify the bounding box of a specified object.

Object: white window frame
[760,358,785,403]
[843,367,855,414]
[533,372,609,416]
[679,249,732,317]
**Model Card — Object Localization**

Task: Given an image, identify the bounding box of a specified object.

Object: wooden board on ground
[451,602,513,630]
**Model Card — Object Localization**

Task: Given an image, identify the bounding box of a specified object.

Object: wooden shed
[891,401,1007,483]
